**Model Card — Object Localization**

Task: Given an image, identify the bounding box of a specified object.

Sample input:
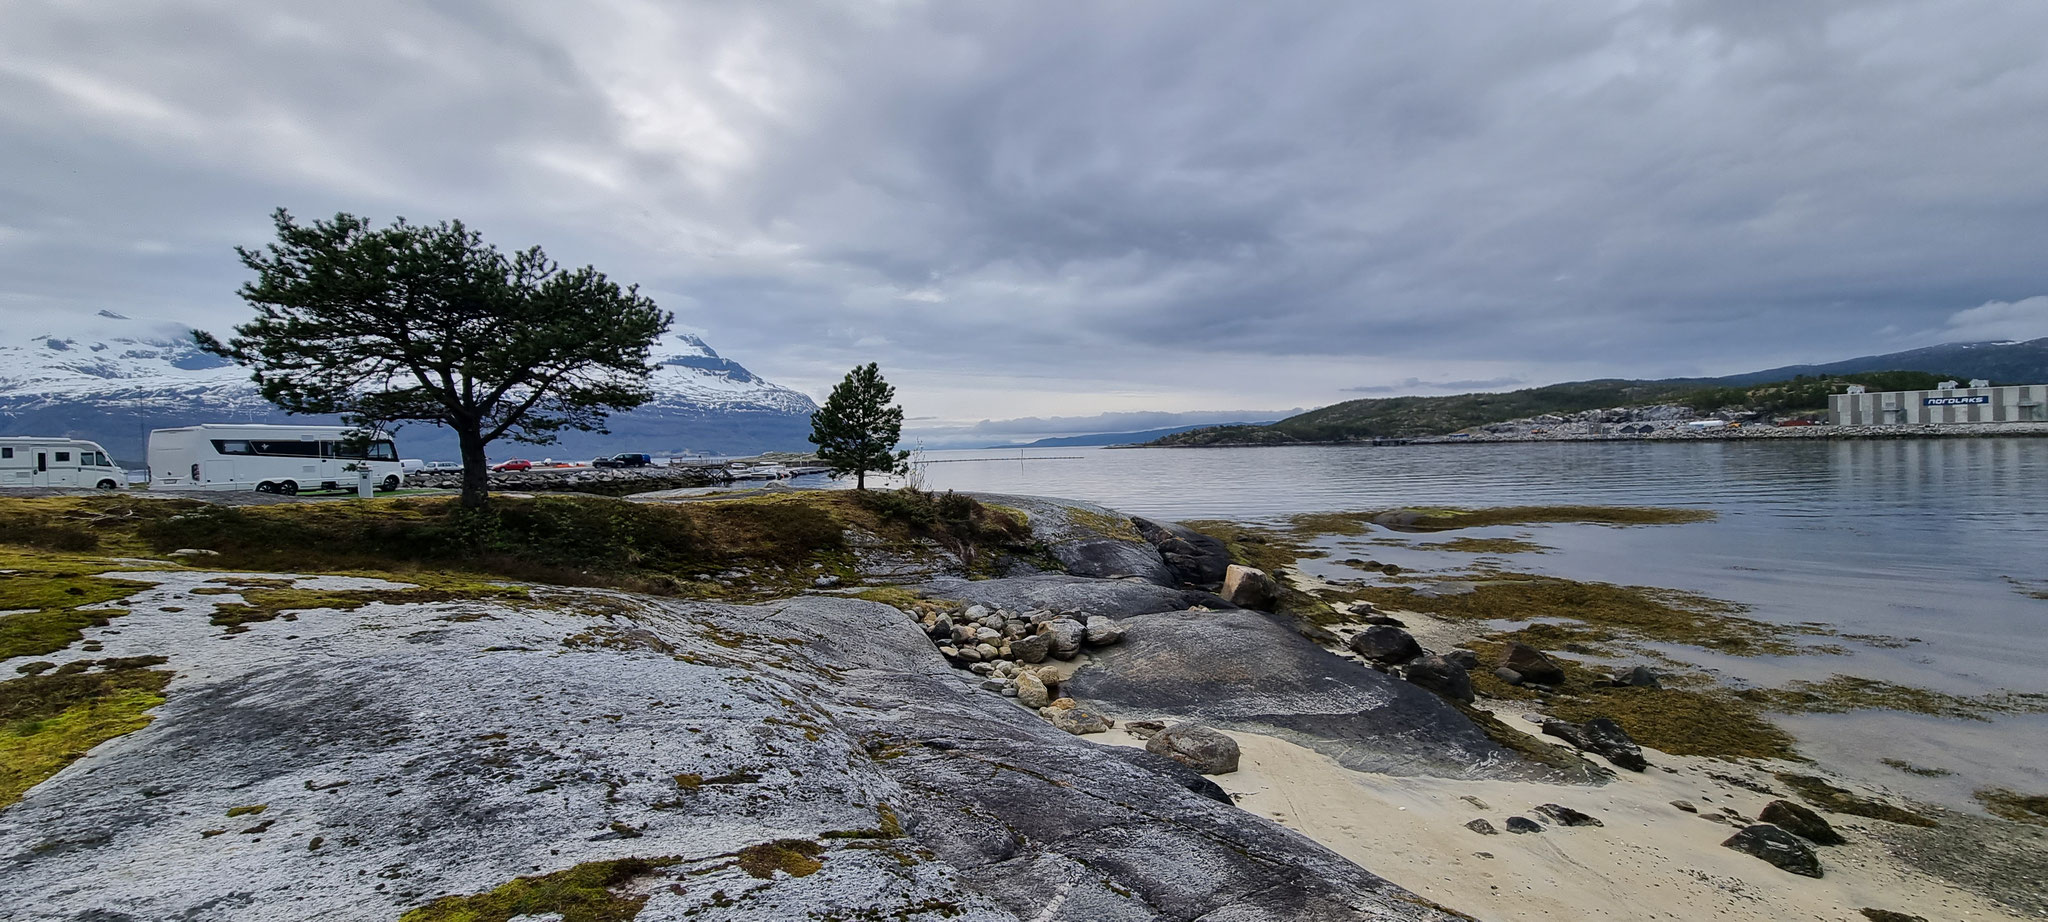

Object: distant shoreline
[1125,421,2048,448]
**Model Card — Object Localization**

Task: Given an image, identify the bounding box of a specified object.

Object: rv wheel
[379,475,400,492]
[256,482,276,494]
[279,481,299,496]
[96,479,118,490]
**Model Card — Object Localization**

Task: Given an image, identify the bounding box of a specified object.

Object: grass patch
[399,856,682,922]
[1370,505,1716,531]
[0,491,1033,603]
[1,657,171,807]
[1435,537,1548,554]
[1549,686,1800,761]
[1776,772,1939,827]
[0,550,158,659]
[735,838,824,879]
[1345,573,1807,656]
[1975,788,2048,825]
[1060,505,1144,543]
[1739,675,2048,721]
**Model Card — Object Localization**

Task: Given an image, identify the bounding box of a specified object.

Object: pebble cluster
[911,603,1126,729]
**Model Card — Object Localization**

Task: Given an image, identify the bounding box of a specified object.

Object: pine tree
[809,363,909,490]
[199,209,671,508]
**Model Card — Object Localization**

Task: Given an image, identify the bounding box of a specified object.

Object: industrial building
[1829,381,2048,426]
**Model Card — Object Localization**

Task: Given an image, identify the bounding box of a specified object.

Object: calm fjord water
[900,439,2048,804]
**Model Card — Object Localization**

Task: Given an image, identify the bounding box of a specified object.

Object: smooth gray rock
[1131,517,1231,589]
[0,575,1464,922]
[1048,707,1114,735]
[1502,642,1566,685]
[1615,664,1661,688]
[1465,818,1498,835]
[1010,633,1052,664]
[1759,799,1846,845]
[1065,607,1570,780]
[1040,618,1087,660]
[1400,654,1474,703]
[1722,824,1824,878]
[1145,723,1241,774]
[1348,625,1423,665]
[1505,816,1543,834]
[1541,717,1649,772]
[1103,748,1234,805]
[1533,803,1603,827]
[1220,564,1281,610]
[1083,615,1125,646]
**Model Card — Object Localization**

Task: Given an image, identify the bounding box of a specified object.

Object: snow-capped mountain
[0,313,820,464]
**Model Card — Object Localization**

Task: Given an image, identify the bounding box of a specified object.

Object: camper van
[148,424,403,494]
[0,437,124,489]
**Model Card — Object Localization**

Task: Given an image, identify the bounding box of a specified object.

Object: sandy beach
[1101,723,2028,921]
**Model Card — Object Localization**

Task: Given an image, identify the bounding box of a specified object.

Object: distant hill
[1149,337,2048,447]
[989,422,1277,448]
[1716,337,2048,386]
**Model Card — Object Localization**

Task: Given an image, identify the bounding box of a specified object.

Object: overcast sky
[4,1,2046,434]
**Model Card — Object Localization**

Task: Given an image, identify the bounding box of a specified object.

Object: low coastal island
[1,488,2043,921]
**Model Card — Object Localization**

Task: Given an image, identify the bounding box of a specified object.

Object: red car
[491,459,532,472]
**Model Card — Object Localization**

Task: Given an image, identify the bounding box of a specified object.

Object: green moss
[1974,788,2048,825]
[0,551,158,659]
[1,659,171,807]
[735,838,824,879]
[225,803,268,817]
[1739,675,2048,721]
[1776,773,1939,827]
[1060,506,1143,543]
[399,856,681,922]
[1549,686,1801,761]
[1434,537,1548,554]
[823,804,906,840]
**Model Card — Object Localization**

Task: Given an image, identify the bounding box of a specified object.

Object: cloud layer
[3,1,2045,424]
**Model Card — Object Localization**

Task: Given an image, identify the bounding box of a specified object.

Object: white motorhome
[0,437,124,489]
[148,424,403,494]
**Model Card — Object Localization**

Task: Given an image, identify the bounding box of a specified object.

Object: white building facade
[1828,384,2048,426]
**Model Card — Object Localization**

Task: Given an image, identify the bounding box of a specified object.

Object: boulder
[1014,670,1051,709]
[1049,707,1114,735]
[1614,665,1661,689]
[1124,719,1168,740]
[1464,818,1498,835]
[1859,911,1929,922]
[1444,649,1480,670]
[1532,804,1603,827]
[925,614,952,639]
[1492,666,1524,686]
[1540,717,1648,772]
[1146,723,1241,775]
[1400,654,1474,703]
[1501,643,1566,685]
[1721,824,1824,878]
[1759,799,1846,846]
[1132,517,1233,589]
[1052,537,1178,587]
[1039,618,1087,660]
[1010,633,1052,664]
[1504,816,1543,834]
[1083,615,1125,646]
[1348,625,1423,666]
[1220,564,1281,611]
[922,573,1194,620]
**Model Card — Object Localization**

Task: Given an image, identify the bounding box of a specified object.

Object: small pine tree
[809,363,910,490]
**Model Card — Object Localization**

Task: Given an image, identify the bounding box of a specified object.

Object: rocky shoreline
[1,489,2042,920]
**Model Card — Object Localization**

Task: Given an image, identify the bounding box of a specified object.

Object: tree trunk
[457,426,490,508]
[856,468,866,491]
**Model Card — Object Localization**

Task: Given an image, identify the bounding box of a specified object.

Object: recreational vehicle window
[1,448,10,458]
[54,451,70,462]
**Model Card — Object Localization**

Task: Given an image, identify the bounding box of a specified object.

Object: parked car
[420,460,462,472]
[592,452,653,468]
[491,459,532,472]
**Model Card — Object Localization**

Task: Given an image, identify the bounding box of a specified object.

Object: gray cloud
[4,1,2046,424]
[1342,377,1527,395]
